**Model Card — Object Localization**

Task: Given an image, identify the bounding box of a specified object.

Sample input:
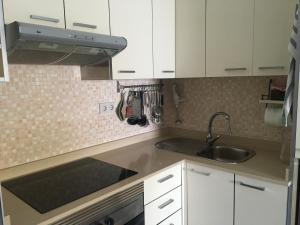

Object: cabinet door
[176,0,205,78]
[153,0,175,79]
[0,3,8,82]
[110,0,153,79]
[235,175,288,225]
[3,0,65,28]
[206,0,254,77]
[253,0,295,76]
[64,0,110,35]
[186,163,234,225]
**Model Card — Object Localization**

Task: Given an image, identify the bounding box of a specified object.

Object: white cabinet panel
[253,0,295,76]
[110,0,153,79]
[145,186,182,225]
[3,0,65,28]
[144,164,182,205]
[176,0,205,78]
[159,209,182,225]
[206,0,254,77]
[153,0,175,78]
[235,175,288,225]
[64,0,110,35]
[187,163,234,225]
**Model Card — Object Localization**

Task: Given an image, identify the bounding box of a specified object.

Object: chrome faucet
[206,112,232,147]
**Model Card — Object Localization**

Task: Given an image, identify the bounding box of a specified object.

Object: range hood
[5,22,127,67]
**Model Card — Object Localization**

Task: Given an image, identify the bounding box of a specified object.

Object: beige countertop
[0,128,290,225]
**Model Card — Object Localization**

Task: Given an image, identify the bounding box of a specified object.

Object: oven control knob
[104,217,114,225]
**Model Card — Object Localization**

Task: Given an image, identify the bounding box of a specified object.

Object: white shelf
[259,99,284,105]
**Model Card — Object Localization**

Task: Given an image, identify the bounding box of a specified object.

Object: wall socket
[99,102,115,114]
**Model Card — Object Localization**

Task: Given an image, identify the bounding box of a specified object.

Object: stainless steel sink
[155,138,256,164]
[197,146,256,164]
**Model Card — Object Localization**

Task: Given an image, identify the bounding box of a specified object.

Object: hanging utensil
[115,90,125,121]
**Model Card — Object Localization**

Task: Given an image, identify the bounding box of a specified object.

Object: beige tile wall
[0,65,160,169]
[163,77,286,142]
[0,65,286,169]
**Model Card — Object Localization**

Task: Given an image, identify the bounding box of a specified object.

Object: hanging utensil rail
[117,81,163,93]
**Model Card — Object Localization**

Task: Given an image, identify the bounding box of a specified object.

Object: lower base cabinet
[160,210,182,225]
[186,163,234,225]
[235,175,288,225]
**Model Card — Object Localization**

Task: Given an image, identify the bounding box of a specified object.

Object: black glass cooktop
[2,158,137,214]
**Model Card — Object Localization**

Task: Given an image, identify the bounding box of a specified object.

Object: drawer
[145,186,182,225]
[144,164,182,204]
[159,210,182,225]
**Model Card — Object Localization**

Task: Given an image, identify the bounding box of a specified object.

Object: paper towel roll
[264,106,284,127]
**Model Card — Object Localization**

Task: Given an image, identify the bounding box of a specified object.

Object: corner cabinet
[153,0,176,79]
[206,0,254,77]
[175,0,206,78]
[64,0,110,35]
[235,175,288,225]
[110,0,153,79]
[186,163,234,225]
[2,0,65,28]
[252,0,295,76]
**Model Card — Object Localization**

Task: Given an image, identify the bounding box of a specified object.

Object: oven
[51,183,144,225]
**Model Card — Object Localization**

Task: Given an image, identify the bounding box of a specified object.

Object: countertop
[0,128,290,225]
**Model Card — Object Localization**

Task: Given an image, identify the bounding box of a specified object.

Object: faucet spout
[206,112,232,146]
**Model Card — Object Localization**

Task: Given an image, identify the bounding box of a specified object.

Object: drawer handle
[30,15,60,23]
[118,70,136,74]
[258,66,285,70]
[162,70,175,73]
[240,182,265,191]
[225,67,247,71]
[158,174,174,183]
[73,22,97,29]
[158,199,174,209]
[190,168,210,176]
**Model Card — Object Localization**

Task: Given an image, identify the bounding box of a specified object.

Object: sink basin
[155,138,256,164]
[197,146,256,164]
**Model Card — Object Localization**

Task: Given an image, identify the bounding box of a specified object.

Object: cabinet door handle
[158,174,174,183]
[258,66,285,70]
[158,199,174,209]
[224,67,247,71]
[240,182,265,191]
[118,70,136,74]
[73,22,97,29]
[162,70,175,73]
[189,168,210,176]
[30,15,60,23]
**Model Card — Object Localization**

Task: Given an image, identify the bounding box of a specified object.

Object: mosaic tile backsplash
[163,77,285,142]
[0,65,285,169]
[0,65,160,169]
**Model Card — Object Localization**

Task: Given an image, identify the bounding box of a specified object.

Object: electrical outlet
[99,102,115,114]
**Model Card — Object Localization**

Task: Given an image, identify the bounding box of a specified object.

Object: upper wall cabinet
[206,0,254,77]
[0,0,9,82]
[64,0,110,35]
[176,0,205,78]
[253,0,294,76]
[3,0,65,28]
[110,0,153,79]
[153,0,175,79]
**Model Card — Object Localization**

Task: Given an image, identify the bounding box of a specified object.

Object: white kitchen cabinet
[0,1,9,82]
[3,0,65,28]
[144,164,182,204]
[64,0,110,35]
[110,0,153,79]
[186,163,234,225]
[153,0,175,79]
[206,0,254,77]
[235,175,288,225]
[176,0,205,78]
[145,186,182,225]
[253,0,295,76]
[159,209,182,225]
